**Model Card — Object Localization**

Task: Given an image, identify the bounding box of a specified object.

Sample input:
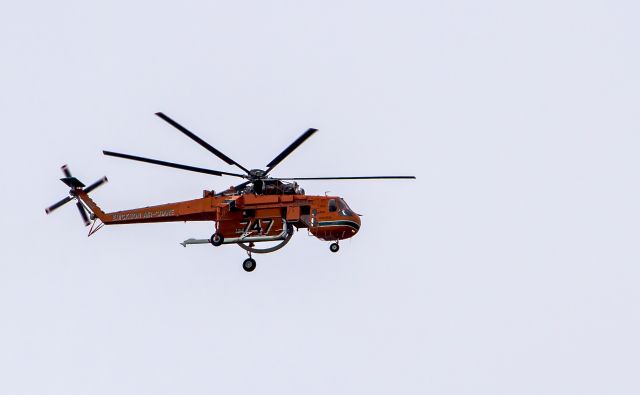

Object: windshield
[337,198,354,217]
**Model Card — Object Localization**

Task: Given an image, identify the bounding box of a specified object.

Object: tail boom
[76,191,217,225]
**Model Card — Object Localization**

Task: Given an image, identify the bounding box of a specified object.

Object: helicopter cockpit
[327,198,355,217]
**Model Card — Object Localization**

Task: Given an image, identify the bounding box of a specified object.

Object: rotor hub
[248,169,267,179]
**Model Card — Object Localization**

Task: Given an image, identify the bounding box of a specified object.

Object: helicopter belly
[310,220,360,241]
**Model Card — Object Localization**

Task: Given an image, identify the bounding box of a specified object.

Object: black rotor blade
[265,128,317,173]
[103,151,246,178]
[76,201,90,226]
[215,181,251,196]
[45,196,73,214]
[273,176,417,180]
[61,164,72,178]
[155,112,250,174]
[84,177,108,193]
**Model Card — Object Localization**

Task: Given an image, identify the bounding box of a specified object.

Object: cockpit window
[337,198,353,216]
[338,198,351,210]
[328,199,337,212]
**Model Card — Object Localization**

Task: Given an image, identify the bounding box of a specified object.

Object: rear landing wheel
[210,233,224,247]
[243,258,256,272]
[330,242,340,253]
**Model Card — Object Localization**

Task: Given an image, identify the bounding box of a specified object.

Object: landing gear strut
[330,242,340,253]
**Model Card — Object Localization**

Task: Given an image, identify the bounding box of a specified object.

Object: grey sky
[1,1,639,394]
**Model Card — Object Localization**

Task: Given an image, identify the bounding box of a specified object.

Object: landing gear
[242,250,257,272]
[243,257,256,272]
[330,242,340,253]
[210,232,224,246]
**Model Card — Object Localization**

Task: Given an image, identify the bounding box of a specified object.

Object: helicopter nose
[351,212,361,233]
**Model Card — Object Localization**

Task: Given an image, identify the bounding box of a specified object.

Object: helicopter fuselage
[78,189,361,243]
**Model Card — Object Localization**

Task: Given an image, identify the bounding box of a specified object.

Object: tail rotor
[84,176,108,193]
[45,196,73,214]
[76,201,90,226]
[45,165,108,226]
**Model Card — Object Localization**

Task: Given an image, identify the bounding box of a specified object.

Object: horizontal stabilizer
[60,177,85,188]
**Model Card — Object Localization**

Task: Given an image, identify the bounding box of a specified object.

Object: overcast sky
[1,1,639,394]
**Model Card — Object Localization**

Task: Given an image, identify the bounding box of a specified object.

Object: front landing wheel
[210,233,224,247]
[243,258,256,272]
[330,242,340,253]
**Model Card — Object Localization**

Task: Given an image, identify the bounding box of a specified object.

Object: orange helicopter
[46,113,415,272]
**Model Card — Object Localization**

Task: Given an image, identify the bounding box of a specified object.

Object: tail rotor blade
[61,164,72,178]
[76,201,91,226]
[45,196,73,214]
[84,177,108,193]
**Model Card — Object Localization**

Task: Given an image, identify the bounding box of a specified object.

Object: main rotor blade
[45,196,73,214]
[103,151,246,178]
[273,176,417,180]
[265,128,317,173]
[84,177,108,193]
[155,112,250,174]
[215,181,251,196]
[76,201,90,226]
